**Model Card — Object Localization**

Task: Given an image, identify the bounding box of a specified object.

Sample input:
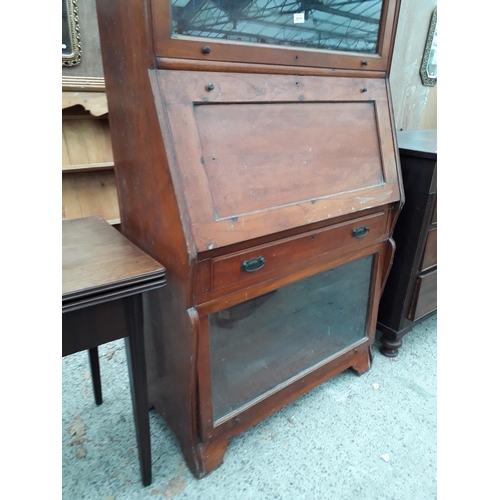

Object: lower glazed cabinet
[144,209,394,476]
[199,248,382,441]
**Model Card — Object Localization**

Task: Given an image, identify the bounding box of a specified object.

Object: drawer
[408,269,437,322]
[211,211,389,293]
[420,227,437,272]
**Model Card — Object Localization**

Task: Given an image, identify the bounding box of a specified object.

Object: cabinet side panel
[95,0,202,476]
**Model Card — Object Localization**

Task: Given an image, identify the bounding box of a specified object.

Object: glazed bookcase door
[152,0,401,72]
[201,253,375,428]
[171,0,383,54]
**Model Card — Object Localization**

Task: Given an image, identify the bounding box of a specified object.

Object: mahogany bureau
[96,0,404,478]
[377,129,437,356]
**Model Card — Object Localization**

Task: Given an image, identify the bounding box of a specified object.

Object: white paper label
[294,12,305,23]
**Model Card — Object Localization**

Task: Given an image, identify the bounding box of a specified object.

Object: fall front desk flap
[151,70,400,252]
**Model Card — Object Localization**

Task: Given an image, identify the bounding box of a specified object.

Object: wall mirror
[420,8,436,86]
[62,0,82,66]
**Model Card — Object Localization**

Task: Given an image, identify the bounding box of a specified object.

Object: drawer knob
[241,256,266,273]
[352,225,370,238]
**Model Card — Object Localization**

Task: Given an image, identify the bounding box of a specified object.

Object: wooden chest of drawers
[377,130,437,356]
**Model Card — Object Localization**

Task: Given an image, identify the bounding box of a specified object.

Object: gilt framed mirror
[420,8,437,86]
[62,0,82,66]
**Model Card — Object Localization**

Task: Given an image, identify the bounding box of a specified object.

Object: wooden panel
[62,170,120,222]
[62,91,108,116]
[154,70,401,251]
[62,162,114,173]
[62,119,114,167]
[211,211,388,292]
[420,227,437,272]
[408,270,436,321]
[195,102,383,218]
[62,299,127,355]
[157,58,387,79]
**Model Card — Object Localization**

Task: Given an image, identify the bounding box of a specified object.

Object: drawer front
[408,269,437,322]
[420,227,437,272]
[211,211,388,293]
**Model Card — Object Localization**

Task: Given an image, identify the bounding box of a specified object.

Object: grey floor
[62,314,437,500]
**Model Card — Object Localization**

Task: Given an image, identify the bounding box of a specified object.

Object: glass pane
[62,0,72,56]
[209,254,373,421]
[172,1,383,54]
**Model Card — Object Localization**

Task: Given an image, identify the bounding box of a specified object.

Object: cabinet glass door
[208,254,373,422]
[171,1,384,54]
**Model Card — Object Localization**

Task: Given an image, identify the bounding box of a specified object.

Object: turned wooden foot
[379,335,402,357]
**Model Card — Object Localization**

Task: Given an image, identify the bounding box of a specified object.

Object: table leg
[88,347,103,405]
[124,294,152,487]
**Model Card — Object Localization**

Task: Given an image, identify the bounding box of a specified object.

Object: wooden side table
[377,130,437,356]
[62,216,166,486]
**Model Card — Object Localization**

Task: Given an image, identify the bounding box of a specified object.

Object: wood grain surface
[62,216,165,301]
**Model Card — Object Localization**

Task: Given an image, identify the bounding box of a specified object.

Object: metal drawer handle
[352,225,370,238]
[241,256,266,273]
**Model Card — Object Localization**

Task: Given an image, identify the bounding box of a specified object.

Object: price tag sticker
[294,12,305,23]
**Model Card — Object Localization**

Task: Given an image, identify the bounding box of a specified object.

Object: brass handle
[352,225,370,238]
[241,256,266,273]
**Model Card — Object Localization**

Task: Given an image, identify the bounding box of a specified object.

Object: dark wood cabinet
[96,0,404,478]
[377,129,437,356]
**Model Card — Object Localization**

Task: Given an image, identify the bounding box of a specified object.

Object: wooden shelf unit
[62,91,120,225]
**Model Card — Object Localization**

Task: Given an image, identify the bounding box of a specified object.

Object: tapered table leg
[88,347,103,405]
[124,294,152,487]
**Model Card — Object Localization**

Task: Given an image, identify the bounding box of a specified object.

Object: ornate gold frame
[62,0,82,66]
[420,8,437,87]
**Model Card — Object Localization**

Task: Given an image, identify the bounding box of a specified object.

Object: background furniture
[62,0,120,227]
[377,129,437,356]
[62,97,120,225]
[62,216,166,486]
[96,0,404,478]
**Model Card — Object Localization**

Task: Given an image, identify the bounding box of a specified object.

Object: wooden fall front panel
[95,0,403,479]
[154,71,400,251]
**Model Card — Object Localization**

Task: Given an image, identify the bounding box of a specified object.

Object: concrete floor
[62,314,437,500]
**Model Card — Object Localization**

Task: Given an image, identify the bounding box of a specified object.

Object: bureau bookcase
[96,0,403,478]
